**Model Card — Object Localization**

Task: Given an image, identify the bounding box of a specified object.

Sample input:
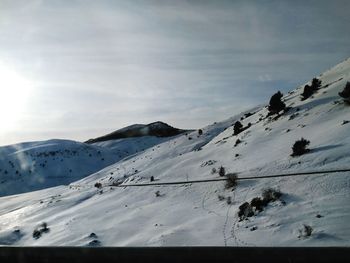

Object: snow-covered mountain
[0,123,185,196]
[0,58,349,246]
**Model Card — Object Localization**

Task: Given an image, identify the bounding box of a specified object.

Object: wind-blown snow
[0,58,349,246]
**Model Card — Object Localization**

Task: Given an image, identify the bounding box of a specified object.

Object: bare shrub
[298,224,313,238]
[32,222,50,239]
[238,202,254,221]
[94,182,102,189]
[250,197,265,212]
[217,195,225,201]
[225,173,238,189]
[262,188,282,203]
[291,138,310,156]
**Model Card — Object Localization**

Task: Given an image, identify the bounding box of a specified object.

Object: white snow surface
[0,58,350,246]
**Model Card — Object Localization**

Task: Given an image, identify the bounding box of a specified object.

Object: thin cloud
[0,0,349,145]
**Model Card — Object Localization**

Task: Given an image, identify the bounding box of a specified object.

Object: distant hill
[85,121,191,143]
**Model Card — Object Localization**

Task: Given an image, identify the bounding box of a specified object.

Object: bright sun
[0,64,32,131]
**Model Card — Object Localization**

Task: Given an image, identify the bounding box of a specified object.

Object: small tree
[301,78,322,100]
[198,129,203,135]
[311,78,322,89]
[233,121,243,135]
[94,182,102,189]
[339,82,350,101]
[218,166,226,177]
[291,138,310,156]
[268,91,286,114]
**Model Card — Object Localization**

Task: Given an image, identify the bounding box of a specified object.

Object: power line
[109,168,350,188]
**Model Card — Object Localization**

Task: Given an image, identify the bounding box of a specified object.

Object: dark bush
[301,78,322,100]
[234,139,242,147]
[198,129,203,135]
[301,85,314,100]
[298,224,313,238]
[238,202,254,221]
[89,233,98,238]
[262,188,282,203]
[339,82,350,100]
[311,78,322,89]
[218,195,225,201]
[233,121,243,135]
[211,167,217,174]
[250,197,265,212]
[268,91,286,114]
[94,182,102,189]
[32,222,50,239]
[218,166,226,177]
[150,176,154,182]
[225,173,238,189]
[238,188,283,220]
[291,138,310,156]
[33,229,41,239]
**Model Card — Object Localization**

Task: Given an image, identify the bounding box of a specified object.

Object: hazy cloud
[0,0,349,145]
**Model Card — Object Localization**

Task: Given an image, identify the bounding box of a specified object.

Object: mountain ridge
[85,121,192,144]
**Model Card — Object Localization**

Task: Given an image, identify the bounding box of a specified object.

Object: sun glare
[0,63,32,131]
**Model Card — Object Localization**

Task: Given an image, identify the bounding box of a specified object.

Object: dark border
[0,247,349,263]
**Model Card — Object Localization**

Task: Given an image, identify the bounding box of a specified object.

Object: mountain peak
[86,121,191,143]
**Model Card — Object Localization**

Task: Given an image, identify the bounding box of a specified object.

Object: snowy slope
[0,134,181,196]
[0,139,124,196]
[0,58,349,246]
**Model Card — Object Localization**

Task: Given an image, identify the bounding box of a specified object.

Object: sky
[0,0,349,146]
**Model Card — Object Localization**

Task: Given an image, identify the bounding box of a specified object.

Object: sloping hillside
[0,58,349,246]
[0,133,182,196]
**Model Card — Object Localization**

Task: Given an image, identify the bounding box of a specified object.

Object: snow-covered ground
[0,58,349,246]
[0,135,178,196]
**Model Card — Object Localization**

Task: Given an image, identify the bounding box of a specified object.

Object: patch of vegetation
[225,173,238,189]
[233,121,244,135]
[234,139,242,147]
[268,91,286,114]
[32,222,50,239]
[94,182,102,189]
[218,166,226,177]
[217,195,225,201]
[200,160,217,167]
[301,78,322,100]
[238,188,283,221]
[291,138,310,157]
[339,82,350,102]
[298,224,313,238]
